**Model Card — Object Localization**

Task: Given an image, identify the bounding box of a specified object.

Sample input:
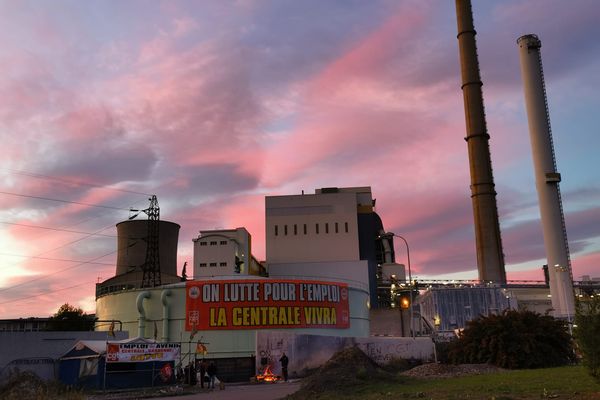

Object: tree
[448,309,574,369]
[46,303,95,331]
[574,295,600,381]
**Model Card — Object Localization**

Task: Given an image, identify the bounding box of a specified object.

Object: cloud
[1,1,599,318]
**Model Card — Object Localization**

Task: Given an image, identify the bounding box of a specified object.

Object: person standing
[199,359,208,388]
[279,352,289,382]
[207,361,217,389]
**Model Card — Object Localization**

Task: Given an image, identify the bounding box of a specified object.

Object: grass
[297,365,600,400]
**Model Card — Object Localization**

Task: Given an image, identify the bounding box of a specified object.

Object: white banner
[106,343,181,363]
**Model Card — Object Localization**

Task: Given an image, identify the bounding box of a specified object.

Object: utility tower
[131,195,162,288]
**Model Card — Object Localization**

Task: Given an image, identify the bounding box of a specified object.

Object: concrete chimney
[455,0,506,283]
[517,34,575,319]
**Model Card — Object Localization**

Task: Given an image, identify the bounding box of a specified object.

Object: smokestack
[455,0,506,283]
[517,34,575,319]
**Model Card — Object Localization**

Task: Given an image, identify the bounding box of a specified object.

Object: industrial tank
[115,219,180,277]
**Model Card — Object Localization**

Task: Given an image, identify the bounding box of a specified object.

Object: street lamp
[379,232,414,338]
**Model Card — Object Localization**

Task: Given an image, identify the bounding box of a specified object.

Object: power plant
[4,0,594,389]
[455,0,507,284]
[517,34,576,319]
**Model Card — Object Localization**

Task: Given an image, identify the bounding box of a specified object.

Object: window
[315,223,319,234]
[325,223,329,234]
[294,224,297,235]
[303,224,307,235]
[219,262,227,267]
[209,262,217,267]
[199,263,207,267]
[284,225,288,235]
[275,225,278,236]
[200,242,207,246]
[220,241,227,245]
[335,222,339,233]
[345,222,349,233]
[210,241,217,246]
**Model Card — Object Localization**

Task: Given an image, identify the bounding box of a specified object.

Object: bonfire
[256,365,281,383]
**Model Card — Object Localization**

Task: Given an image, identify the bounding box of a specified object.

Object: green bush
[434,340,456,364]
[448,309,574,369]
[574,295,600,381]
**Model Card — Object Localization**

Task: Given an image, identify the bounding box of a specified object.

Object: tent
[59,338,177,389]
[59,340,106,389]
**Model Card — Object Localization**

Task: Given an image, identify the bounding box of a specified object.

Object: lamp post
[380,232,414,338]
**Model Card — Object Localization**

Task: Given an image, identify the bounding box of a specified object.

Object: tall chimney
[455,0,506,283]
[517,34,575,319]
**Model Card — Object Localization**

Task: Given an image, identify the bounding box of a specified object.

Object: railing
[537,47,573,281]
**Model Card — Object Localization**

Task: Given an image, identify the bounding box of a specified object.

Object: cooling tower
[517,34,575,319]
[455,0,506,283]
[115,219,180,277]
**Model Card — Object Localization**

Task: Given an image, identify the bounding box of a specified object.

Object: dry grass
[0,370,84,400]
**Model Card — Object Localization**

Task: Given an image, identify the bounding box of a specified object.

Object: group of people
[176,352,290,387]
[177,359,218,389]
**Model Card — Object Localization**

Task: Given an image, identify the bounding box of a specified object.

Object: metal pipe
[136,291,151,338]
[161,289,172,342]
[455,0,506,284]
[394,234,414,339]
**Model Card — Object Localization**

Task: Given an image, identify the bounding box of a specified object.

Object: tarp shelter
[59,337,177,389]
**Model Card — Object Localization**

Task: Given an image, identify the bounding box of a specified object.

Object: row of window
[198,262,228,268]
[274,222,349,236]
[199,240,229,246]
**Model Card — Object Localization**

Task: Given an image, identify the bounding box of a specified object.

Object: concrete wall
[256,331,435,378]
[369,308,405,337]
[0,331,128,382]
[266,192,361,263]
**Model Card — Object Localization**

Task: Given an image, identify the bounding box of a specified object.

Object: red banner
[106,343,180,363]
[185,280,350,330]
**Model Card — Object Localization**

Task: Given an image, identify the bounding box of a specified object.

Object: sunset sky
[0,0,598,318]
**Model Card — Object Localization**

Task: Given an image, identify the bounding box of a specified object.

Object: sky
[0,0,599,318]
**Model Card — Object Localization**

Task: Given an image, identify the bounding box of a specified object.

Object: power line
[2,168,151,196]
[0,190,131,211]
[0,197,149,288]
[0,252,114,266]
[0,281,91,306]
[0,221,116,237]
[0,250,116,293]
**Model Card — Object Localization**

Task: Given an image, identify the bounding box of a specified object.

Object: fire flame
[256,365,281,383]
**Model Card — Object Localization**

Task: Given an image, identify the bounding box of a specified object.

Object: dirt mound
[288,347,392,398]
[401,363,505,379]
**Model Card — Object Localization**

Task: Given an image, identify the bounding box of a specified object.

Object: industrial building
[192,227,265,278]
[95,187,412,381]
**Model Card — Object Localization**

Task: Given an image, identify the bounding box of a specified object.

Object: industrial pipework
[161,289,172,342]
[455,0,506,284]
[136,291,151,338]
[517,34,575,319]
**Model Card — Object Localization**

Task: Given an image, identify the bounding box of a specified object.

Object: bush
[448,309,574,369]
[574,295,600,381]
[434,340,456,364]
